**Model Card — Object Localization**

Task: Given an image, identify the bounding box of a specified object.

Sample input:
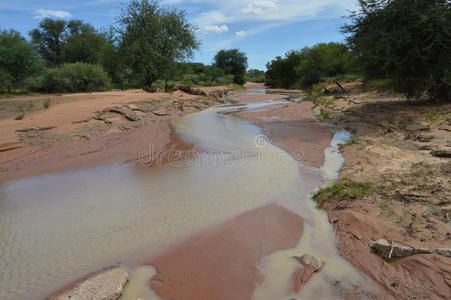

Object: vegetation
[343,0,451,101]
[265,42,358,89]
[213,49,248,85]
[0,30,43,92]
[41,63,111,93]
[117,0,199,90]
[247,69,265,83]
[313,180,374,206]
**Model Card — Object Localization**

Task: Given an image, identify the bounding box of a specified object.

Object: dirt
[313,81,451,299]
[0,87,229,182]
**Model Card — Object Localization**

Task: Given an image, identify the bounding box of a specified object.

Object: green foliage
[265,43,358,89]
[343,0,451,101]
[0,30,43,91]
[338,138,360,150]
[318,108,330,121]
[117,0,199,89]
[247,69,265,83]
[313,180,374,206]
[43,99,50,109]
[41,63,111,93]
[213,49,248,84]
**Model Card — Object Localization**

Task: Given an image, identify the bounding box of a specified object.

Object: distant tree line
[265,0,451,101]
[0,0,249,94]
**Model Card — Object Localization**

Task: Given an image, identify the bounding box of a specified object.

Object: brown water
[0,100,374,300]
[0,102,300,299]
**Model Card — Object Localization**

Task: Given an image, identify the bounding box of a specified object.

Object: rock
[292,254,325,292]
[49,266,128,300]
[405,124,429,132]
[152,109,169,116]
[369,239,434,261]
[108,108,139,121]
[416,135,434,142]
[434,248,451,258]
[16,126,56,132]
[369,239,416,260]
[293,254,325,271]
[417,145,435,151]
[0,142,26,152]
[430,149,451,158]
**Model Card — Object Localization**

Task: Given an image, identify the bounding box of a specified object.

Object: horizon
[0,0,357,70]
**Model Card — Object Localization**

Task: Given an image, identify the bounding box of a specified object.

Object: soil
[0,87,230,182]
[312,81,451,299]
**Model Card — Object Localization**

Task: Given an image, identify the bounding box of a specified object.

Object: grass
[318,108,330,121]
[313,180,374,207]
[43,98,50,109]
[0,89,39,98]
[338,138,360,150]
[378,199,393,211]
[15,105,26,120]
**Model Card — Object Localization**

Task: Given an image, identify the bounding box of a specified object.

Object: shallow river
[0,98,373,299]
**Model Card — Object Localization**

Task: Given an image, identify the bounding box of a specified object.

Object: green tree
[213,49,248,85]
[117,0,199,90]
[247,69,265,83]
[0,30,42,91]
[343,0,451,100]
[265,43,358,89]
[60,30,113,66]
[30,18,68,66]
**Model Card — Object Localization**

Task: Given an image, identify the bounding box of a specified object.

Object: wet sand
[149,204,304,300]
[141,88,342,299]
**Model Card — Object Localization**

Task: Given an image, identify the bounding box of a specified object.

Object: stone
[369,239,434,261]
[108,108,139,121]
[293,254,325,271]
[49,266,129,300]
[369,239,416,260]
[434,248,451,258]
[152,109,169,116]
[431,149,451,158]
[416,135,434,143]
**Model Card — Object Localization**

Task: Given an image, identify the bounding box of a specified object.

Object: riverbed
[0,87,378,299]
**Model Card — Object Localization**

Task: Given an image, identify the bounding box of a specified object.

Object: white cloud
[235,30,247,37]
[242,1,278,16]
[34,9,73,19]
[203,24,229,34]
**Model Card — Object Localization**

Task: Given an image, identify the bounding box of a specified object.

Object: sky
[0,0,358,70]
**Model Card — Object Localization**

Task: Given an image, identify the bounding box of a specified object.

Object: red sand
[236,102,333,168]
[149,204,304,300]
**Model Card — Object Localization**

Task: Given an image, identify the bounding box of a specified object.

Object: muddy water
[0,102,300,300]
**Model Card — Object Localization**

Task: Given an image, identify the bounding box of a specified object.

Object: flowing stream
[0,95,373,299]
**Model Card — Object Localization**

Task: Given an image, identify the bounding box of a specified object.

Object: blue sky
[0,1,357,69]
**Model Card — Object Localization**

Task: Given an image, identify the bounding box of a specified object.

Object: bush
[313,180,373,207]
[343,0,451,101]
[42,63,111,92]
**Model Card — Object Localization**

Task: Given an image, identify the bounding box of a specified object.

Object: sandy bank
[148,204,304,300]
[0,87,229,182]
[313,81,451,299]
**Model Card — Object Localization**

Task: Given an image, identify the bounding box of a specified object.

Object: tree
[0,30,42,91]
[117,0,199,90]
[343,0,451,100]
[247,69,265,83]
[265,43,358,89]
[60,30,113,65]
[213,49,248,85]
[30,18,68,66]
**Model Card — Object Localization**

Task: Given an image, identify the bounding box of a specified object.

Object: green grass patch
[313,180,374,207]
[43,98,50,109]
[338,138,360,150]
[318,108,330,121]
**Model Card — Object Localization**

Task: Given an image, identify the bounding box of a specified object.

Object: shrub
[313,180,373,207]
[343,0,451,101]
[42,63,111,93]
